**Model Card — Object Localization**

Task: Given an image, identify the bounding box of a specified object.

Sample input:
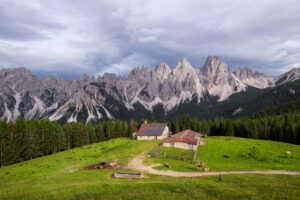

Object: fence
[149,144,194,162]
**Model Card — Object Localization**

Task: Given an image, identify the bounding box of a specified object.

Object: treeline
[1,114,300,167]
[0,119,139,167]
[169,114,300,145]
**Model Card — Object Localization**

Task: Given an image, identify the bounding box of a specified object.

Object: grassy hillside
[0,137,300,200]
[146,137,300,172]
[198,137,300,171]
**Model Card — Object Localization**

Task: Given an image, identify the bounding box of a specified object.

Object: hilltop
[0,137,300,200]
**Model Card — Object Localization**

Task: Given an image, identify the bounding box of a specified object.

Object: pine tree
[115,120,123,138]
[129,120,138,138]
[86,123,96,144]
[191,116,198,131]
[173,119,180,133]
[95,123,105,142]
[122,121,129,137]
[225,119,234,136]
[24,120,35,160]
[211,117,220,136]
[52,121,66,153]
[63,123,73,149]
[0,121,7,167]
[248,120,258,139]
[15,118,26,160]
[296,121,300,145]
[3,122,23,165]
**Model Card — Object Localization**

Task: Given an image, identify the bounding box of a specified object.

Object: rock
[1,56,291,124]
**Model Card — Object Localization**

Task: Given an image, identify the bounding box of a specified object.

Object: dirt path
[127,152,300,177]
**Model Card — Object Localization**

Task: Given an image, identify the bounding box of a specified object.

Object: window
[148,136,149,139]
[170,143,175,147]
[188,144,193,150]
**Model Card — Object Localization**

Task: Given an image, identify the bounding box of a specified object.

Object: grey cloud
[0,1,65,41]
[0,0,299,79]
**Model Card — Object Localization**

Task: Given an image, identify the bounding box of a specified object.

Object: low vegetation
[146,137,300,172]
[198,137,300,171]
[0,138,300,199]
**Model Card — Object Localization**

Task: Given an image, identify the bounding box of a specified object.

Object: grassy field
[159,147,194,157]
[198,137,300,171]
[146,136,300,172]
[0,137,300,199]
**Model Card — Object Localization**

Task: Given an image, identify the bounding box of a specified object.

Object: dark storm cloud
[0,0,299,78]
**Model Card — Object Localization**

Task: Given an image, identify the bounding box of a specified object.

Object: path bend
[127,152,300,177]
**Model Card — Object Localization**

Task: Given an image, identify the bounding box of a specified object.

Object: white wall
[136,126,169,140]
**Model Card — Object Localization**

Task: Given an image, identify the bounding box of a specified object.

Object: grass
[197,136,300,171]
[159,147,194,157]
[145,136,300,172]
[0,137,300,199]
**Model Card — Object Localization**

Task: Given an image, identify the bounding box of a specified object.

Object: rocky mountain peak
[275,68,300,85]
[234,66,255,80]
[154,62,171,81]
[234,66,274,88]
[173,57,196,82]
[201,56,229,76]
[0,56,288,124]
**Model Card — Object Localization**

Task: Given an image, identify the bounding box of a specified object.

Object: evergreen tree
[115,120,123,138]
[15,118,26,160]
[224,119,234,136]
[296,121,300,145]
[95,123,105,142]
[173,119,180,134]
[24,120,35,160]
[128,120,138,138]
[0,121,7,167]
[86,123,96,144]
[248,120,258,139]
[122,121,129,137]
[63,123,72,149]
[3,122,23,165]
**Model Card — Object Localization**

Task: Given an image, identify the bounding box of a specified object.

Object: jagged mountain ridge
[275,68,300,85]
[0,56,296,124]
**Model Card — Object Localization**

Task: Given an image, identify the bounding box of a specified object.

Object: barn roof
[136,123,168,136]
[163,129,204,145]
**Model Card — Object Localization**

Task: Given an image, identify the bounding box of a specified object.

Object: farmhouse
[163,129,206,150]
[134,122,169,140]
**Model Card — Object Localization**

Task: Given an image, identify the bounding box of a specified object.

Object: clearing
[145,136,300,172]
[0,137,300,200]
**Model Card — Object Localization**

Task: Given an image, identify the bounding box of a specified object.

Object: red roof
[163,129,203,145]
[138,123,152,132]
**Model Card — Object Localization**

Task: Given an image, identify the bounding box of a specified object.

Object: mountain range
[0,56,299,123]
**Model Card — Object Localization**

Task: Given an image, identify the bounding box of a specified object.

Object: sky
[0,0,299,79]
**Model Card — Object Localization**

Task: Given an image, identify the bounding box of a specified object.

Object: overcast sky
[0,0,299,79]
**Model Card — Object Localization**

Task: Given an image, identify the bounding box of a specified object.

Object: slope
[0,138,300,200]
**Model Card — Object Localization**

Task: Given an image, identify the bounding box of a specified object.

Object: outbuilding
[163,129,205,150]
[133,122,169,140]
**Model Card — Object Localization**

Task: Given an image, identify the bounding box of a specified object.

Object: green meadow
[0,137,300,200]
[146,137,300,172]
